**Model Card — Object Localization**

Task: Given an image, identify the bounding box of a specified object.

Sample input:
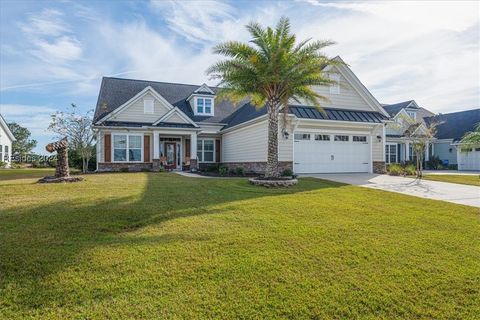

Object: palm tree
[207,17,337,178]
[460,123,480,149]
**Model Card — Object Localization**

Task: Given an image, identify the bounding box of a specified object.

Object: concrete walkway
[423,170,480,176]
[301,173,480,208]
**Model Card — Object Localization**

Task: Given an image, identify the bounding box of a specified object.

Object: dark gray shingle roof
[382,100,416,116]
[94,77,236,124]
[426,109,480,141]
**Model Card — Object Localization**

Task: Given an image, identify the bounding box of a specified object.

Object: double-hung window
[113,134,142,162]
[196,98,213,115]
[4,146,8,162]
[197,139,214,163]
[385,143,397,164]
[0,144,3,162]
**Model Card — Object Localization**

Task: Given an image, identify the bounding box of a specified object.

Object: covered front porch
[385,138,434,164]
[152,130,199,171]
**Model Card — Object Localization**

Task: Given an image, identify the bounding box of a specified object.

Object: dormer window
[195,97,214,116]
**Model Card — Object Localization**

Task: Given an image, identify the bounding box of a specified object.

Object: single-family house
[0,114,16,167]
[383,100,435,164]
[426,109,480,170]
[92,57,391,174]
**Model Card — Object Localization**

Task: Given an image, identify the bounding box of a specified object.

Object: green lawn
[0,168,55,181]
[1,173,479,319]
[422,174,480,186]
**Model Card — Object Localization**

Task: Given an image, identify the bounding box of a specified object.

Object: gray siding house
[92,57,391,174]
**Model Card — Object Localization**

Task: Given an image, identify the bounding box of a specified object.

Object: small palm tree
[460,123,480,149]
[207,17,336,178]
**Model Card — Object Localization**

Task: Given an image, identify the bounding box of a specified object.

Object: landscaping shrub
[387,163,403,176]
[141,168,151,172]
[448,164,458,170]
[404,164,416,176]
[0,161,6,168]
[235,167,246,176]
[206,163,220,172]
[218,166,227,176]
[119,167,129,173]
[426,155,442,170]
[281,168,293,177]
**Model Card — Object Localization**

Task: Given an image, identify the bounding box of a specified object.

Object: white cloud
[0,104,57,138]
[150,0,235,43]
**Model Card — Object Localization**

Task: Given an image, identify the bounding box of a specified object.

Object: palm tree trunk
[265,101,279,178]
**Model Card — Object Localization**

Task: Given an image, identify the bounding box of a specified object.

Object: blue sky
[1,0,479,154]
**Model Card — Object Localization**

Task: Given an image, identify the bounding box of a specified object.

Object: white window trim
[334,135,349,142]
[314,134,330,141]
[194,97,214,116]
[385,143,398,164]
[197,138,215,163]
[353,135,368,143]
[144,99,154,114]
[112,133,144,163]
[329,74,340,94]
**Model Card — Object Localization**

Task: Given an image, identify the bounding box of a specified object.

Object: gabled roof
[382,100,419,116]
[0,114,16,141]
[94,77,235,124]
[425,108,480,141]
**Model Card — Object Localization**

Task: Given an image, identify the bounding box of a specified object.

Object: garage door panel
[293,132,370,173]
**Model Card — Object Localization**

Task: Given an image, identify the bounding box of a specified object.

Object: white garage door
[293,132,370,173]
[458,148,480,171]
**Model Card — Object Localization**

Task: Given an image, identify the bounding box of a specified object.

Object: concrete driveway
[301,173,480,208]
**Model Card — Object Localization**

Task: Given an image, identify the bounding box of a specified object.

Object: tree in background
[7,122,37,158]
[48,104,95,173]
[207,17,337,178]
[460,123,480,149]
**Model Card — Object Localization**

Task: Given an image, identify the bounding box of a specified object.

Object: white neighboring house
[92,56,391,174]
[0,114,16,167]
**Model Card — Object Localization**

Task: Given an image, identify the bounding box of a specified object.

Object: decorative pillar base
[153,159,161,171]
[373,161,386,174]
[190,159,198,171]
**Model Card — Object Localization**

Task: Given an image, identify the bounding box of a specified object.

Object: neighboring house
[93,57,391,174]
[425,109,480,170]
[383,100,435,164]
[0,114,16,167]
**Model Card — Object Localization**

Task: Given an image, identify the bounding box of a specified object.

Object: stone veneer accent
[190,159,198,171]
[373,161,386,174]
[222,161,293,174]
[98,162,153,172]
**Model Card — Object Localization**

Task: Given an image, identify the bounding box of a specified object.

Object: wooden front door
[165,142,177,169]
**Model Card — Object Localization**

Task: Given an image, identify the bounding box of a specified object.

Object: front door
[165,142,177,169]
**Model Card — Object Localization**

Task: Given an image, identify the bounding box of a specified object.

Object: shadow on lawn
[0,173,343,309]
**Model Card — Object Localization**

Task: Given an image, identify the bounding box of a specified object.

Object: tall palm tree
[207,17,337,178]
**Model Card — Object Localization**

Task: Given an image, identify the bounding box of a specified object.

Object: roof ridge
[102,76,222,90]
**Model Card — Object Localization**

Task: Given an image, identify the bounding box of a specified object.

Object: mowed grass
[0,173,479,319]
[0,168,55,181]
[422,174,480,186]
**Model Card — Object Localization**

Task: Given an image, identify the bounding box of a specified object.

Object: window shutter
[215,139,220,163]
[104,134,111,162]
[144,135,150,162]
[185,139,191,157]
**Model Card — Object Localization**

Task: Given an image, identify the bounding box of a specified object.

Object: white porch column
[405,142,410,161]
[153,131,160,159]
[425,142,430,161]
[190,132,197,159]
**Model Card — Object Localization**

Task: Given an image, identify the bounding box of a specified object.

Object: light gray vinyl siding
[222,120,293,162]
[371,124,384,161]
[310,71,375,112]
[111,92,171,123]
[164,112,189,124]
[433,141,457,164]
